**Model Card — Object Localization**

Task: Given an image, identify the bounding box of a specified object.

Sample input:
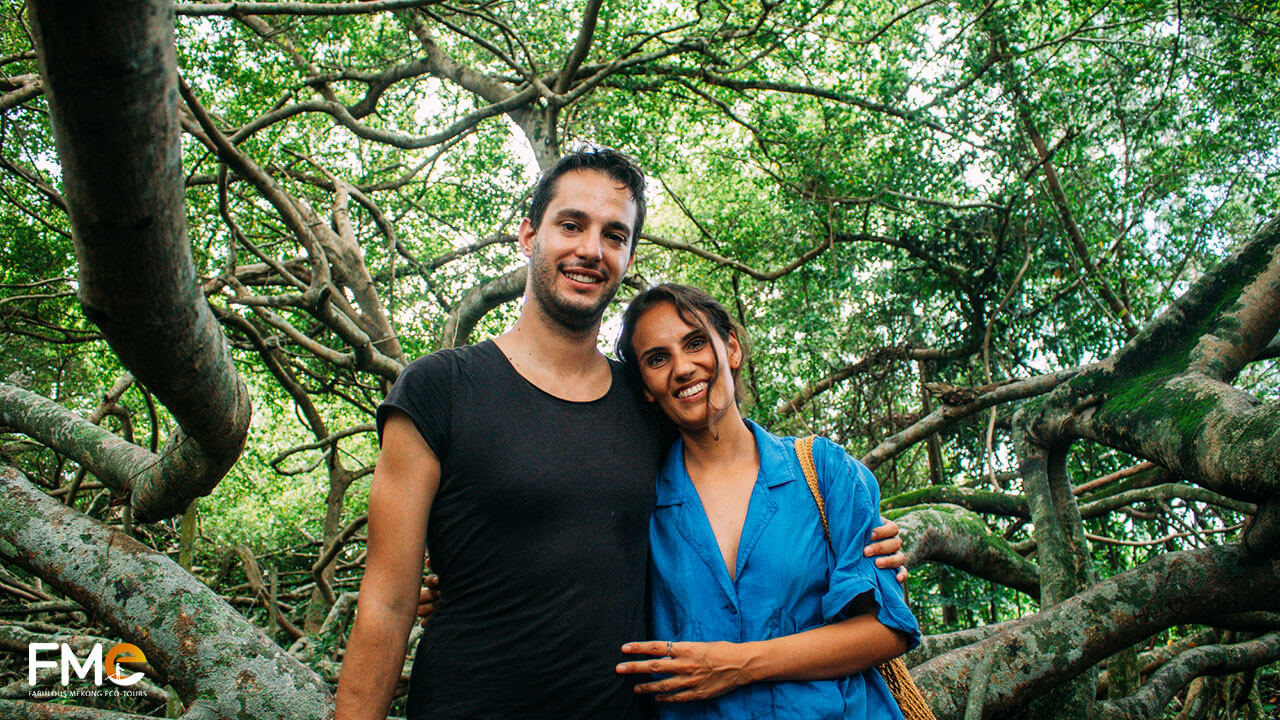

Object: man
[334,147,903,720]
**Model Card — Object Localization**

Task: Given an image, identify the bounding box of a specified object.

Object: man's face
[520,169,637,332]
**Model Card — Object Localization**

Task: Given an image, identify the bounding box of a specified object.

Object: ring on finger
[666,640,673,656]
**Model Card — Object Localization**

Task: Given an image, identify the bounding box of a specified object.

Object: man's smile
[562,266,604,285]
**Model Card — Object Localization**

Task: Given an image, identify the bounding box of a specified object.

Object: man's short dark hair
[528,146,647,253]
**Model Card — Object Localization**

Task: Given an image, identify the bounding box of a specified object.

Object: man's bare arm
[865,518,908,583]
[335,412,440,720]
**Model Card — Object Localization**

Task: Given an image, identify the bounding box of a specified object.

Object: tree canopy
[0,0,1278,718]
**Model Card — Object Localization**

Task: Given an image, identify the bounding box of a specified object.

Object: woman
[614,284,920,719]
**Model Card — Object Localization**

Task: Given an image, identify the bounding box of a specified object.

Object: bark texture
[894,504,1040,598]
[1066,213,1280,507]
[28,0,250,521]
[0,465,331,719]
[1096,631,1280,720]
[913,544,1280,720]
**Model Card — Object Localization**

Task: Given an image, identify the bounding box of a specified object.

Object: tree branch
[0,74,41,111]
[914,544,1280,719]
[1096,631,1280,720]
[0,465,331,717]
[861,367,1085,471]
[28,0,253,520]
[778,338,982,417]
[895,504,1040,597]
[643,231,887,282]
[997,34,1138,337]
[555,0,603,95]
[441,266,527,347]
[634,65,945,132]
[175,0,444,16]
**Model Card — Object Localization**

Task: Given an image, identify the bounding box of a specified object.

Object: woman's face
[629,302,741,432]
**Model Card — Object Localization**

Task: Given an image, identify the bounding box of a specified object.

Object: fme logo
[28,642,147,687]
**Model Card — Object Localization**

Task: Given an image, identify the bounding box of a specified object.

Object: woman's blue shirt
[648,420,921,719]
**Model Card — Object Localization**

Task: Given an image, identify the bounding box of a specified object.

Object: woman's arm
[615,592,911,703]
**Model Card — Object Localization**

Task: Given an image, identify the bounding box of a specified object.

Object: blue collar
[654,419,801,506]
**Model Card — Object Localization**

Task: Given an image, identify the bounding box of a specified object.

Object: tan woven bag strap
[795,436,830,543]
[794,436,937,720]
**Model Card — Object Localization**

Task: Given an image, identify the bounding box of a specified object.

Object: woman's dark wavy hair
[616,283,750,406]
[528,145,647,253]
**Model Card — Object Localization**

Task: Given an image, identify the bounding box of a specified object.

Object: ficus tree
[0,1,1276,718]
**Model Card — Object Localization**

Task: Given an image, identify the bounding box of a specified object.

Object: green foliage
[2,0,1279,713]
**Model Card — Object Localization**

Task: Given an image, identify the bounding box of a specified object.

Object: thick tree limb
[1016,422,1093,604]
[1012,408,1097,718]
[894,504,1040,597]
[905,621,1017,667]
[29,0,251,521]
[0,74,41,111]
[0,465,331,719]
[913,544,1280,720]
[0,382,155,499]
[1068,212,1280,505]
[884,486,1028,519]
[441,266,527,347]
[1096,631,1280,720]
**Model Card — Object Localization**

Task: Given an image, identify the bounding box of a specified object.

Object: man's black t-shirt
[377,340,665,719]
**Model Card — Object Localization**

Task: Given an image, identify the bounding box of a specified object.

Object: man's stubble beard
[528,242,624,333]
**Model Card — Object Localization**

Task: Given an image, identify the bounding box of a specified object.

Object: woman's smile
[675,380,708,400]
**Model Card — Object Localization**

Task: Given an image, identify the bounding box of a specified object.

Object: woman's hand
[616,640,755,702]
[865,517,908,584]
[414,561,440,627]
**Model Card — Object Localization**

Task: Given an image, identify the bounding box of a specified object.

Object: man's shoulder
[400,340,501,378]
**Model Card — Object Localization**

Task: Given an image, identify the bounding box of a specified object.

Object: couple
[334,147,919,720]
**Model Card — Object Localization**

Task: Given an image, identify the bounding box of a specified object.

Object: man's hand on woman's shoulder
[865,518,908,584]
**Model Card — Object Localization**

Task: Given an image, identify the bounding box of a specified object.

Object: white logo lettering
[27,643,59,686]
[61,644,102,686]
